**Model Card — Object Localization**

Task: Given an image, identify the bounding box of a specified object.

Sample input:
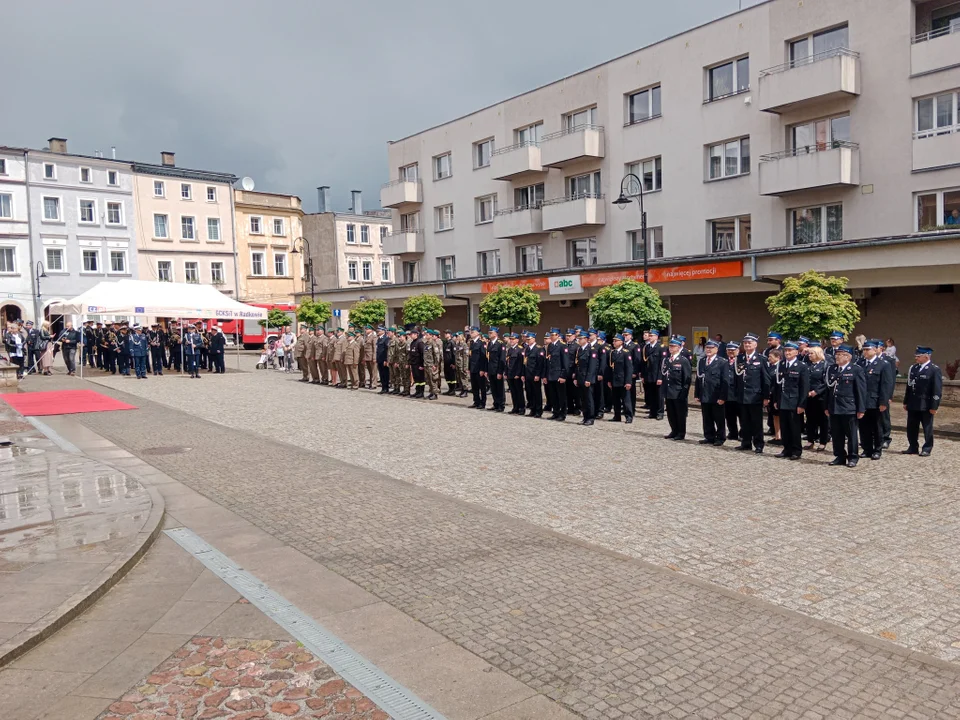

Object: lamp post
[34,261,47,323]
[291,237,315,302]
[613,173,648,284]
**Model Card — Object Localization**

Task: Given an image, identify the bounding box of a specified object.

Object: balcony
[493,206,543,238]
[490,143,544,180]
[380,179,422,208]
[759,142,860,196]
[381,230,424,256]
[758,48,860,114]
[539,125,605,168]
[913,129,960,171]
[541,194,606,231]
[912,23,960,76]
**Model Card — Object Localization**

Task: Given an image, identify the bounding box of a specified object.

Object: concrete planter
[0,364,19,389]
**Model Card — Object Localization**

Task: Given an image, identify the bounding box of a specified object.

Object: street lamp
[290,237,316,302]
[613,173,648,284]
[34,261,47,322]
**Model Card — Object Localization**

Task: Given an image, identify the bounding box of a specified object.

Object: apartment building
[314,0,960,358]
[234,189,305,304]
[301,187,394,292]
[131,152,238,295]
[0,147,32,324]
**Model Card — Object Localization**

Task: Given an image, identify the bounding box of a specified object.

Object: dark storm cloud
[0,0,756,211]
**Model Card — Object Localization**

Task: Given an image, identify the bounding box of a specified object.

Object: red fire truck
[214,303,297,349]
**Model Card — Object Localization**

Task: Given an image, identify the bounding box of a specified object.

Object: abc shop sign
[547,275,582,296]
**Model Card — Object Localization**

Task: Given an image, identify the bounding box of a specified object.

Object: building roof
[131,162,237,183]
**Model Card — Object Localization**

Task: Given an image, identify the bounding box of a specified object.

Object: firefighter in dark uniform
[593,330,610,419]
[824,331,844,364]
[661,337,691,440]
[857,340,895,460]
[573,331,598,426]
[485,327,507,412]
[621,329,639,413]
[522,331,544,418]
[763,332,783,436]
[564,329,581,417]
[467,327,487,408]
[674,335,692,363]
[872,338,896,449]
[826,344,866,467]
[775,341,810,460]
[607,333,634,423]
[642,329,665,420]
[723,342,740,442]
[408,328,426,399]
[902,346,942,457]
[735,333,770,453]
[505,333,525,414]
[695,339,728,445]
[546,328,570,422]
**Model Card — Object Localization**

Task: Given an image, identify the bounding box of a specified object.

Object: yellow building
[234,189,305,304]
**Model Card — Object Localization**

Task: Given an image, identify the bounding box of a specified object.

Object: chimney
[317,186,331,213]
[350,190,362,216]
[47,137,68,154]
[111,146,116,159]
[160,151,175,167]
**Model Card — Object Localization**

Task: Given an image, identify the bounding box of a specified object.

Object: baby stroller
[256,341,278,370]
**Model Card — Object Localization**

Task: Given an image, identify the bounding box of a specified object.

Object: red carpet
[2,390,137,416]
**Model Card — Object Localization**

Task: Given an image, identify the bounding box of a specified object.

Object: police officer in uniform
[695,339,727,445]
[858,340,894,460]
[735,333,770,453]
[826,344,866,467]
[902,346,942,456]
[573,331,598,426]
[775,341,809,460]
[545,328,570,422]
[662,337,691,440]
[468,327,487,409]
[607,333,634,423]
[523,331,544,418]
[642,330,665,420]
[505,333,525,414]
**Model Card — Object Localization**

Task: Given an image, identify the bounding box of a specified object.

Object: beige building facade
[300,0,960,360]
[132,152,238,295]
[234,189,305,304]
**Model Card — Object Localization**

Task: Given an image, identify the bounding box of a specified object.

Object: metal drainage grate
[165,528,447,720]
[142,446,192,456]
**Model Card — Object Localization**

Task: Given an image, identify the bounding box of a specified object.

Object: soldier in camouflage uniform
[396,330,411,396]
[454,331,471,398]
[422,329,439,400]
[295,328,310,382]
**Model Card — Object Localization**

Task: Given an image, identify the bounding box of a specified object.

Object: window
[361,259,372,281]
[0,158,6,174]
[708,137,750,179]
[206,186,217,202]
[106,201,122,225]
[916,91,959,138]
[43,196,61,221]
[402,261,419,283]
[435,204,454,231]
[109,250,126,274]
[474,138,494,168]
[626,158,663,192]
[273,218,285,235]
[399,163,419,182]
[791,204,843,245]
[476,250,500,277]
[185,261,199,283]
[790,25,849,67]
[80,167,92,183]
[437,256,456,280]
[82,249,100,273]
[360,225,370,244]
[181,216,196,240]
[515,183,545,210]
[381,260,391,282]
[710,216,751,252]
[210,262,224,284]
[515,122,543,146]
[154,214,169,238]
[157,260,173,282]
[434,153,452,180]
[346,224,356,243]
[45,248,63,271]
[518,244,543,273]
[569,238,597,267]
[107,170,119,186]
[251,251,266,276]
[348,259,358,282]
[707,56,749,101]
[154,180,165,197]
[400,211,420,231]
[207,217,221,241]
[628,227,664,260]
[564,106,597,131]
[916,188,960,230]
[43,163,56,180]
[274,252,288,276]
[567,171,602,199]
[626,85,662,125]
[475,195,496,224]
[791,114,850,151]
[0,194,10,219]
[181,183,192,200]
[380,226,388,241]
[79,199,97,224]
[250,216,262,234]
[0,247,15,274]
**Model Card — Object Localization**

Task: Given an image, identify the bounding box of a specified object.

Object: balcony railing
[914,126,960,139]
[760,140,859,162]
[540,124,604,142]
[759,47,859,77]
[381,177,419,188]
[494,203,543,215]
[492,141,539,156]
[623,113,662,128]
[912,22,960,44]
[541,192,604,206]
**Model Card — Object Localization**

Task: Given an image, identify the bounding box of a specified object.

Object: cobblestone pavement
[73,371,960,718]
[97,637,388,720]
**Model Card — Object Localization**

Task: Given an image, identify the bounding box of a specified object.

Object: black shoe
[769,440,783,447]
[713,440,724,446]
[754,448,763,454]
[608,417,622,422]
[729,435,739,442]
[870,452,882,460]
[427,394,437,400]
[664,434,676,439]
[829,458,845,466]
[458,392,468,398]
[625,418,633,424]
[882,440,892,449]
[789,455,802,461]
[774,451,789,458]
[571,411,581,417]
[847,460,858,468]
[698,439,713,445]
[859,452,869,459]
[583,420,594,426]
[901,449,919,455]
[656,414,664,421]
[735,445,751,451]
[486,406,498,411]
[548,414,558,420]
[919,449,932,457]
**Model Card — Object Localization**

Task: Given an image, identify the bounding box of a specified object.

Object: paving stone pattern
[78,375,960,718]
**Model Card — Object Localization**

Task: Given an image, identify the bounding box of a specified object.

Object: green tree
[402,293,445,327]
[295,299,332,329]
[479,285,541,332]
[586,279,671,340]
[765,270,860,341]
[349,298,387,328]
[259,307,292,330]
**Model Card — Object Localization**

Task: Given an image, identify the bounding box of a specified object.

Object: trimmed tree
[765,270,860,341]
[259,307,291,331]
[296,299,332,329]
[479,285,541,333]
[586,279,671,340]
[402,293,445,327]
[348,299,387,328]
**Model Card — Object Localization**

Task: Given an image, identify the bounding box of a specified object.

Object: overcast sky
[1,0,758,213]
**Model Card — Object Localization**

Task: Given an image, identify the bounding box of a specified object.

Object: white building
[0,147,33,324]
